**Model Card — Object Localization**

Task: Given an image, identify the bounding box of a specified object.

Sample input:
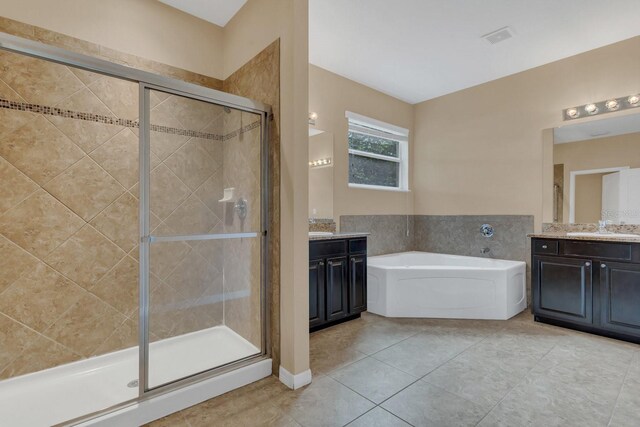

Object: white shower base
[0,325,267,427]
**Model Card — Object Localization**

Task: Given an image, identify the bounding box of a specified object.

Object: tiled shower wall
[0,48,263,379]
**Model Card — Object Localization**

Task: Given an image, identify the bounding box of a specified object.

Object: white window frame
[346,111,409,192]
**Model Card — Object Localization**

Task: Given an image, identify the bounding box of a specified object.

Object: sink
[309,231,334,237]
[566,232,640,238]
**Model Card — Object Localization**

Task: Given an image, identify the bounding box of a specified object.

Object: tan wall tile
[90,255,138,317]
[0,262,85,333]
[0,335,81,380]
[44,225,126,290]
[164,138,219,191]
[0,189,85,258]
[0,155,39,216]
[44,156,126,221]
[0,235,39,294]
[90,191,139,253]
[0,115,85,186]
[0,313,40,370]
[90,128,140,189]
[44,293,127,357]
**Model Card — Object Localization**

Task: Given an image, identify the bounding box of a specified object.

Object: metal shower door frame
[0,31,271,424]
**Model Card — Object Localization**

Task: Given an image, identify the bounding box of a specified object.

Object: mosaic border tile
[0,98,260,141]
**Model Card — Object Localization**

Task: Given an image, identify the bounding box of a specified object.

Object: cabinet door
[533,256,593,324]
[326,256,348,322]
[309,259,326,329]
[600,262,640,337]
[349,255,367,314]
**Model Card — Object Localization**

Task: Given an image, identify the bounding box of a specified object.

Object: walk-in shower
[0,33,271,426]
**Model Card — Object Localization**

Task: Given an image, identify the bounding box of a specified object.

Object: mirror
[309,128,334,220]
[552,112,640,224]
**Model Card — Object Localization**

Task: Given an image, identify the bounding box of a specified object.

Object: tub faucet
[598,220,612,234]
[480,247,490,254]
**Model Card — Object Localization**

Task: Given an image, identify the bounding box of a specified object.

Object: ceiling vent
[482,26,514,44]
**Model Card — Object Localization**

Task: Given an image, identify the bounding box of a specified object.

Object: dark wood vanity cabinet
[532,238,640,343]
[309,237,367,331]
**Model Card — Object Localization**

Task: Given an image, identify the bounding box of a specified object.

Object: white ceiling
[158,0,247,27]
[554,112,640,144]
[309,0,640,104]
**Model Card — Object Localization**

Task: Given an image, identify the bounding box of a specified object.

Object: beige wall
[225,0,310,377]
[309,65,414,226]
[554,132,640,223]
[309,131,334,218]
[413,36,640,231]
[574,173,606,223]
[0,0,225,79]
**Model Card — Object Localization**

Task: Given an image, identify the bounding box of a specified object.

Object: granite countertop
[308,232,370,241]
[528,232,640,244]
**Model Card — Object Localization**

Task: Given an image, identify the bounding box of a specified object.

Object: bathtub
[367,252,526,320]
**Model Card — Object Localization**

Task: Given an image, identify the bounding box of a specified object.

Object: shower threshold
[0,326,267,427]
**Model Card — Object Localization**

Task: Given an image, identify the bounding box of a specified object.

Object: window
[346,111,409,191]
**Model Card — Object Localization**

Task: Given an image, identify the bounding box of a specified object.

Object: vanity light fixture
[584,103,598,115]
[605,99,619,111]
[309,157,332,168]
[563,93,640,121]
[309,112,318,125]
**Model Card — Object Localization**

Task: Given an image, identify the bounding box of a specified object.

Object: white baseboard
[278,366,312,390]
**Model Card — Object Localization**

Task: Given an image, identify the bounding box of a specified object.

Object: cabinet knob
[542,245,548,249]
[319,261,324,266]
[601,264,607,269]
[585,262,591,267]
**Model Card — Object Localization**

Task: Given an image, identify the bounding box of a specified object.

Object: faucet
[480,247,490,255]
[598,220,612,234]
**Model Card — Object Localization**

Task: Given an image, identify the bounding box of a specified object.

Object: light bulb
[566,108,580,119]
[605,99,619,111]
[628,95,640,106]
[584,103,598,115]
[309,112,318,120]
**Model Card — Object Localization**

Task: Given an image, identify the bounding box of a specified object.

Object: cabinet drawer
[563,241,631,261]
[310,240,348,258]
[534,240,558,255]
[349,238,367,254]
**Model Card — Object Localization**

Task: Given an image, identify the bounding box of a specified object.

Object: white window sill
[348,183,411,193]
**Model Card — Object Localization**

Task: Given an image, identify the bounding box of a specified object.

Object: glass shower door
[140,86,265,389]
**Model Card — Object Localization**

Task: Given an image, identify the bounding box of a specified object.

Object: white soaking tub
[367,252,526,320]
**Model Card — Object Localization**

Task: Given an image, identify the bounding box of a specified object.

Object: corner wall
[412,36,640,232]
[309,65,414,226]
[0,0,225,79]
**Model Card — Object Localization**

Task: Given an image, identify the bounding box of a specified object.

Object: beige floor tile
[310,336,367,376]
[423,356,524,410]
[330,357,416,404]
[0,115,85,186]
[0,262,84,333]
[44,156,125,221]
[271,376,375,427]
[382,381,488,427]
[347,407,411,427]
[45,225,127,289]
[371,330,480,377]
[144,411,189,427]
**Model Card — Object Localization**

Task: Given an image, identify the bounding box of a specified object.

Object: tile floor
[148,311,640,427]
